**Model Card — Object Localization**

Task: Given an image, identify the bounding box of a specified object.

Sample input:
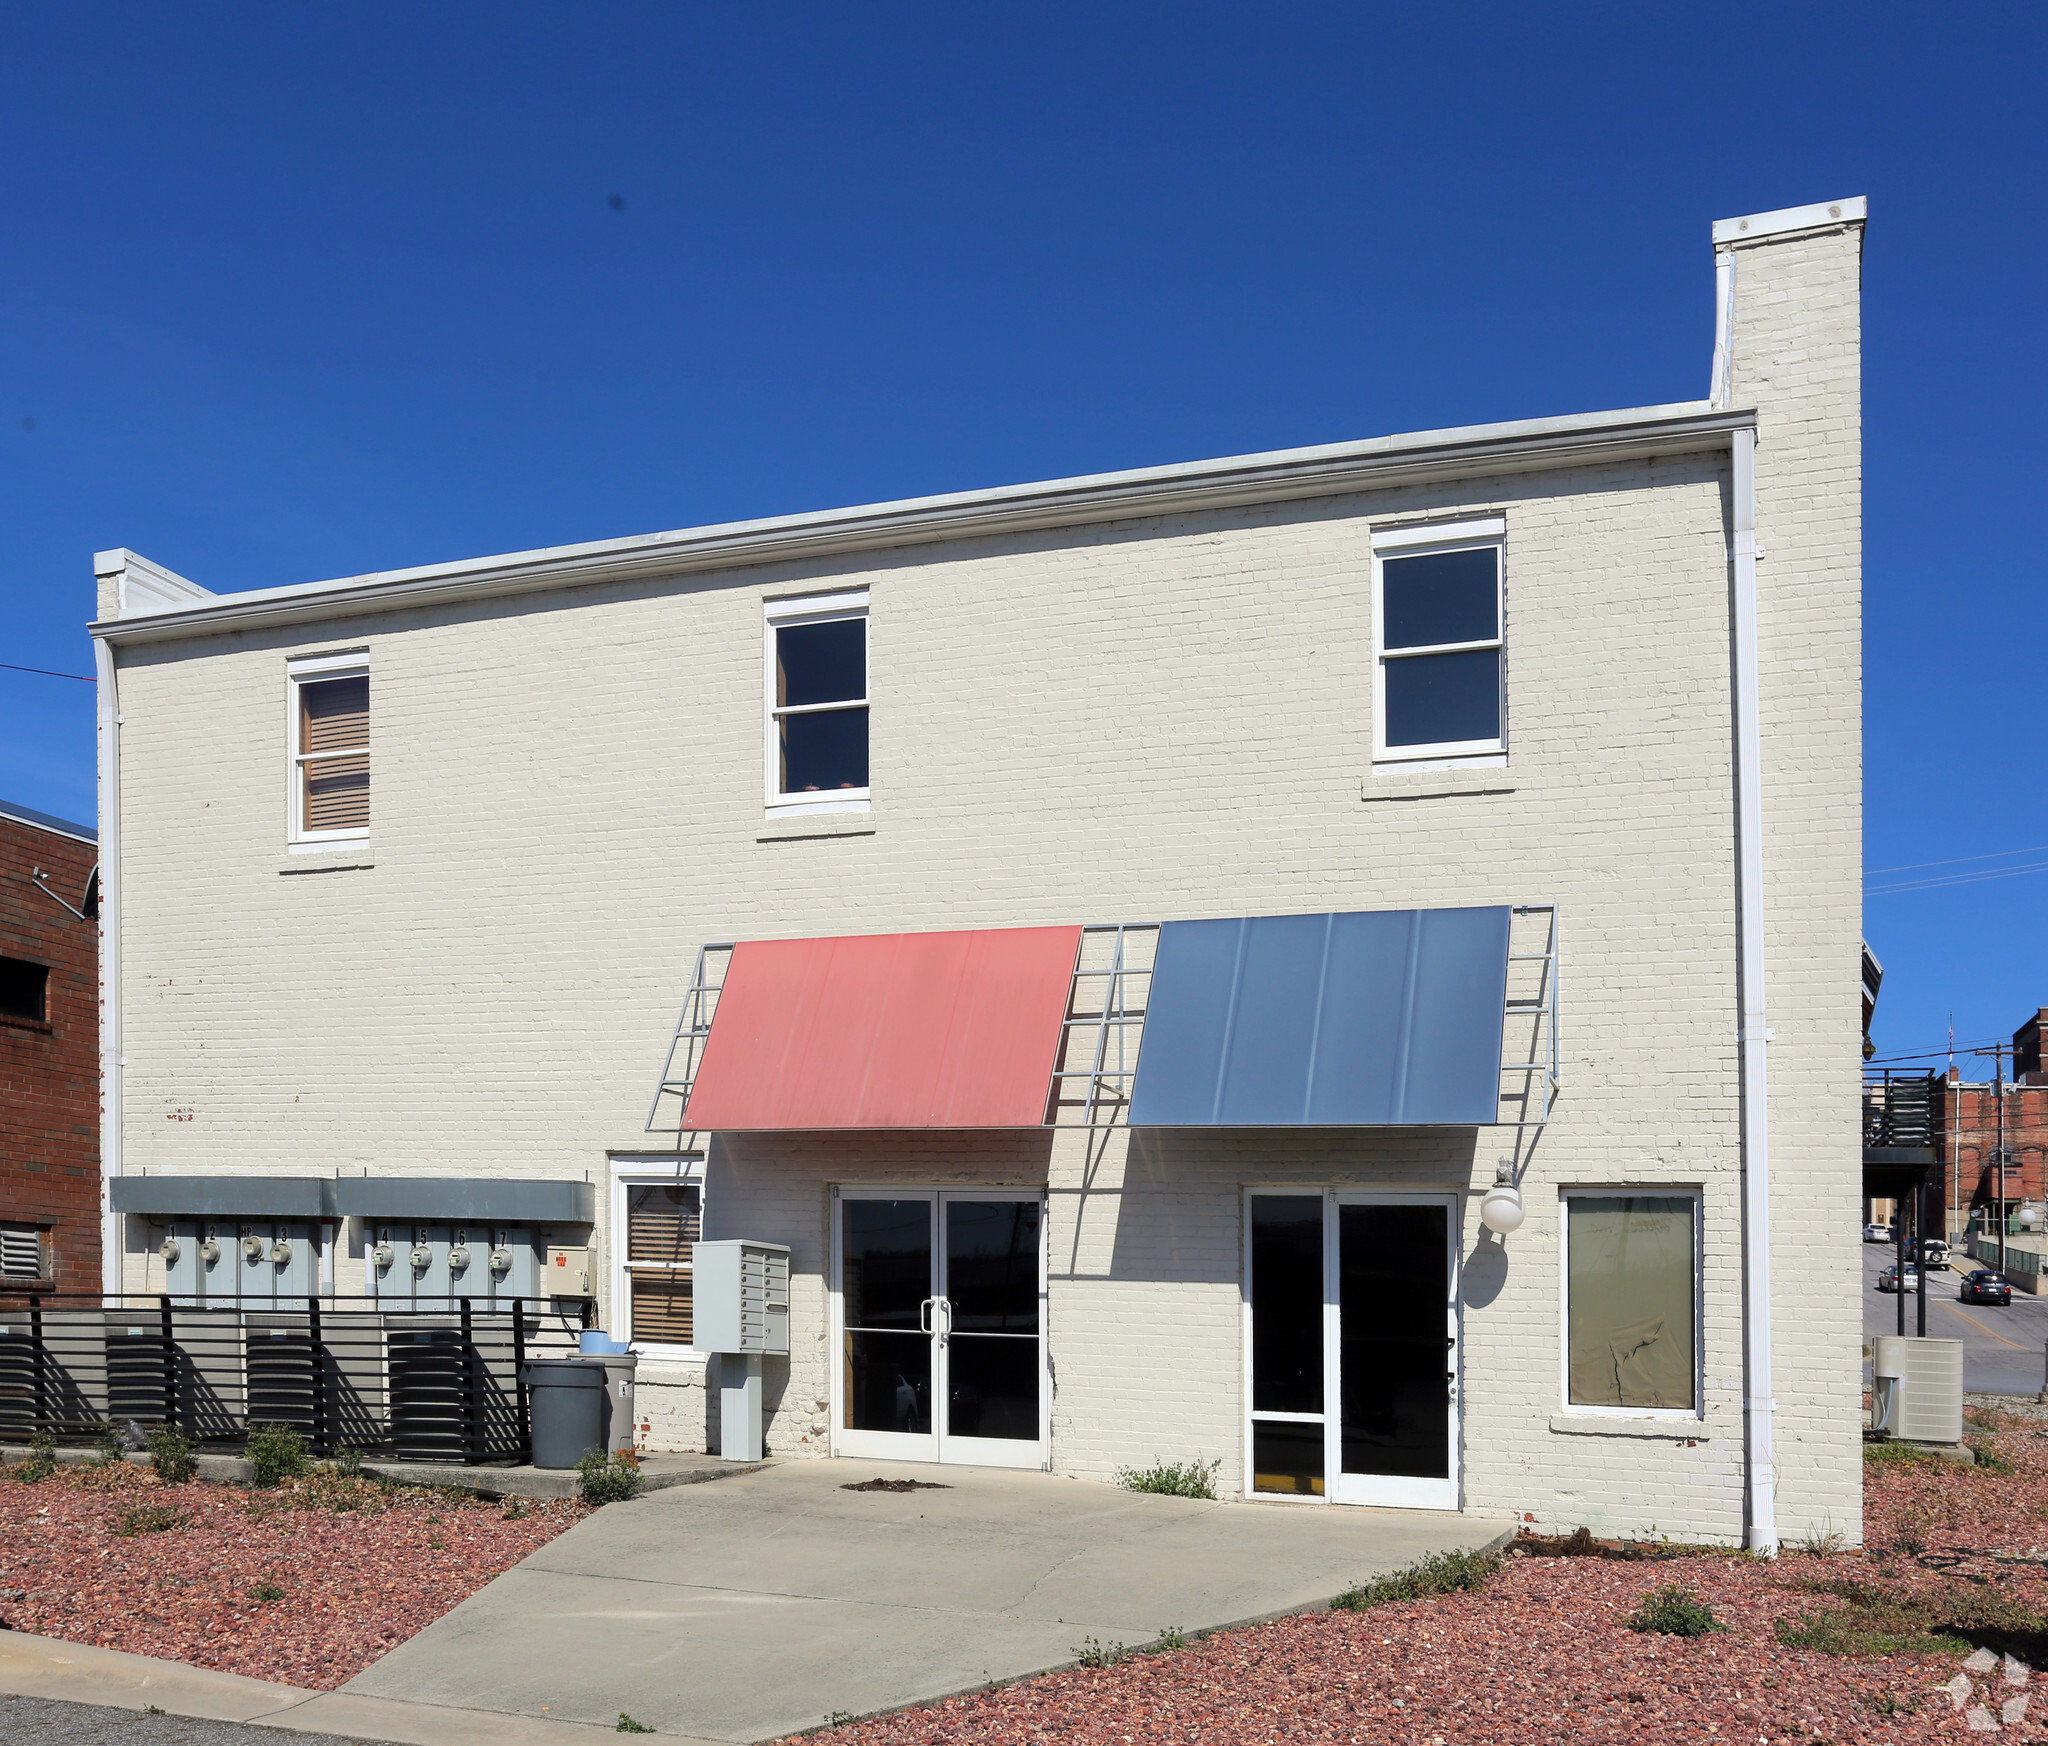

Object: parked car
[1917,1238,1952,1271]
[1960,1269,2014,1306]
[1878,1264,1920,1293]
[1863,1222,1895,1243]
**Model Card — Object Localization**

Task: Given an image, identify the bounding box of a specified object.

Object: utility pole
[1998,1045,2009,1275]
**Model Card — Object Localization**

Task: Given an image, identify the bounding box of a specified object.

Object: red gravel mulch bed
[794,1410,2048,1744]
[0,1461,586,1690]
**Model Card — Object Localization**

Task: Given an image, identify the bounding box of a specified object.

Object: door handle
[933,1296,953,1338]
[919,1298,935,1334]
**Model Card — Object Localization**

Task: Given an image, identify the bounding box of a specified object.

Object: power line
[0,661,94,682]
[1867,861,2048,897]
[1866,844,2048,877]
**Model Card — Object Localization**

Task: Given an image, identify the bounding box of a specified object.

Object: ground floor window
[618,1172,702,1352]
[1564,1192,1699,1413]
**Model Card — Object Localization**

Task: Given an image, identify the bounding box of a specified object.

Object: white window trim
[763,591,870,816]
[1371,529,1505,765]
[286,652,370,848]
[1557,1186,1705,1421]
[610,1158,706,1362]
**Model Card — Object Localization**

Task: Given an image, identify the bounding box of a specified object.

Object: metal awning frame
[650,903,1559,1139]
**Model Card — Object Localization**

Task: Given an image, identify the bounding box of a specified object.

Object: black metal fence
[1865,1068,1938,1149]
[0,1293,584,1464]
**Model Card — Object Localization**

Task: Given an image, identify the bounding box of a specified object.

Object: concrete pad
[0,1629,713,1744]
[344,1457,1513,1742]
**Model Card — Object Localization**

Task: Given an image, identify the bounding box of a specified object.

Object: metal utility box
[1872,1335,1964,1444]
[693,1240,790,1356]
[544,1243,593,1299]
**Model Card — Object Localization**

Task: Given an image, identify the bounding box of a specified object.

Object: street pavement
[1862,1240,2048,1395]
[0,1693,392,1746]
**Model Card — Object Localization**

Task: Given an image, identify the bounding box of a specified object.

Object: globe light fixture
[2021,1204,2041,1231]
[1480,1156,1525,1236]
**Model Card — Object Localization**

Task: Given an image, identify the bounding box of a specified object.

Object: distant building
[0,798,100,1292]
[1932,1008,2048,1235]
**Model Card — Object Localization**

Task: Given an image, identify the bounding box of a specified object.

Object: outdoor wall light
[2022,1205,2042,1230]
[1479,1157,1525,1236]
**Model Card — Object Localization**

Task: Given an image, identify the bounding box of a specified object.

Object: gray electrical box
[693,1240,790,1356]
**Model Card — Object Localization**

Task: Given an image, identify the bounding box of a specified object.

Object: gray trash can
[525,1358,606,1469]
[595,1353,638,1455]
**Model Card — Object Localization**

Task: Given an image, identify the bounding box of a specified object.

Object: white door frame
[1326,1191,1461,1510]
[828,1186,1049,1470]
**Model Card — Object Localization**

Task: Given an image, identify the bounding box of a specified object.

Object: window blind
[300,675,369,832]
[626,1183,698,1345]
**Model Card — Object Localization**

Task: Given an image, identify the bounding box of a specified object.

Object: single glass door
[1246,1191,1460,1510]
[1329,1196,1459,1509]
[834,1190,1046,1469]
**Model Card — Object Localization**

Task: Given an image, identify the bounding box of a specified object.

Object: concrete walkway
[343,1458,1513,1743]
[0,1629,690,1743]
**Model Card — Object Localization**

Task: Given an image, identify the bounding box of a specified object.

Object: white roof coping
[1714,197,1866,247]
[92,398,1750,644]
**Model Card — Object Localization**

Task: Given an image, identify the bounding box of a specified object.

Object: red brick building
[1931,1007,2048,1236]
[1,799,100,1292]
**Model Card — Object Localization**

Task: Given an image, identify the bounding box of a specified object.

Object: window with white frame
[1373,521,1504,760]
[1564,1192,1699,1413]
[765,593,868,808]
[621,1178,702,1350]
[288,654,370,841]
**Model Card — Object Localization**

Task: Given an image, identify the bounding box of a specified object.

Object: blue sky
[2,3,2043,1065]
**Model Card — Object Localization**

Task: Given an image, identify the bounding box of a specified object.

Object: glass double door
[834,1190,1046,1469]
[1248,1193,1460,1510]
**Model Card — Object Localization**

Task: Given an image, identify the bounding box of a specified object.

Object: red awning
[682,925,1084,1130]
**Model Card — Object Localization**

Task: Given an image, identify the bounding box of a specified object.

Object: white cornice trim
[1713,198,1866,248]
[93,402,1752,647]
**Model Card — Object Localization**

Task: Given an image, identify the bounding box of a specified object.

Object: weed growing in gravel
[616,1712,655,1732]
[246,1423,312,1488]
[1795,1528,1847,1558]
[1154,1625,1188,1652]
[1332,1546,1503,1612]
[91,1423,125,1466]
[823,1711,857,1727]
[249,1582,287,1603]
[1779,1575,2048,1662]
[1627,1585,1725,1637]
[1863,1689,1909,1716]
[1113,1458,1222,1500]
[331,1445,364,1478]
[1074,1635,1128,1668]
[577,1448,643,1506]
[13,1434,57,1483]
[146,1425,197,1484]
[113,1503,188,1537]
[502,1497,529,1520]
[1864,1442,1946,1470]
[1966,1438,2014,1474]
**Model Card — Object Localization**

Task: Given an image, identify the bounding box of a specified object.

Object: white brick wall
[104,218,1861,1543]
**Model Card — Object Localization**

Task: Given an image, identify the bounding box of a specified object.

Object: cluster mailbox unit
[694,1239,790,1461]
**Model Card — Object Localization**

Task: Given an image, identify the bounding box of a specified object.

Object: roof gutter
[93,404,1753,647]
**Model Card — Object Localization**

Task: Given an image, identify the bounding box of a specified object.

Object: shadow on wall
[1107,1128,1485,1285]
[1463,1232,1509,1307]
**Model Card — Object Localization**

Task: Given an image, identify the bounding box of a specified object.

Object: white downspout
[1731,420,1776,1555]
[94,629,123,1296]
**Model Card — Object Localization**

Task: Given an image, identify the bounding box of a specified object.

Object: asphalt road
[0,1694,391,1746]
[1862,1240,2048,1395]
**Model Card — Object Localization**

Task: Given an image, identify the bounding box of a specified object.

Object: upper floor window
[288,654,369,842]
[0,956,48,1023]
[765,592,869,811]
[1372,520,1505,761]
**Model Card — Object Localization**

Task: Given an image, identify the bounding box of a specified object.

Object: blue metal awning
[1126,907,1512,1126]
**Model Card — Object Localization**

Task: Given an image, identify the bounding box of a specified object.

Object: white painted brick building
[90,199,1864,1548]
